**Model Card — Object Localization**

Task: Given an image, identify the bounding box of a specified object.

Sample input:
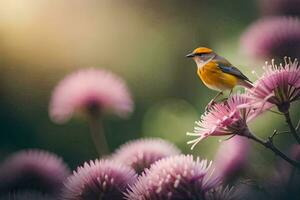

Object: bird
[186,47,253,107]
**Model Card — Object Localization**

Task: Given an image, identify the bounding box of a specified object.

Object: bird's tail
[239,80,253,89]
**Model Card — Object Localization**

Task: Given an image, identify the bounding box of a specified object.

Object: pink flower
[213,136,250,181]
[240,17,300,60]
[0,149,70,195]
[111,138,180,174]
[187,95,260,150]
[125,155,224,200]
[249,58,300,113]
[49,68,133,123]
[62,159,137,200]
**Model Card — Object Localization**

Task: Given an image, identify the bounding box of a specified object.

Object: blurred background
[0,0,299,173]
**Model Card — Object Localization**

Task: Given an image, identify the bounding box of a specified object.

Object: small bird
[186,47,252,106]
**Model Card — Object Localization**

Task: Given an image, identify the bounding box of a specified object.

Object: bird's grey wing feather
[215,58,252,82]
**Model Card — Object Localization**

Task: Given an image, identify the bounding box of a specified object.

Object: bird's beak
[186,53,195,58]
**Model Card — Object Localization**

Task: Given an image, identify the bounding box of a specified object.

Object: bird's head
[186,47,216,67]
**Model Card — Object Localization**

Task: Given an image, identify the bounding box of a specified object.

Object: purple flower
[49,68,133,123]
[213,136,250,181]
[62,159,137,200]
[187,94,261,150]
[249,58,300,113]
[111,138,180,174]
[125,155,225,200]
[260,0,300,17]
[0,191,55,200]
[240,17,300,60]
[0,149,70,195]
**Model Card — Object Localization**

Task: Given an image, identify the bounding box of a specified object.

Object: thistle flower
[187,94,261,150]
[125,155,224,200]
[49,68,133,123]
[62,159,137,200]
[213,136,250,181]
[0,149,70,195]
[0,191,55,200]
[249,58,300,113]
[240,17,300,60]
[111,138,181,174]
[260,0,300,17]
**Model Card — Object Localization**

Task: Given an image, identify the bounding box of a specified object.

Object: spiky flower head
[0,191,55,200]
[260,0,300,17]
[0,149,70,195]
[49,68,133,123]
[213,136,250,181]
[125,155,225,200]
[240,17,300,60]
[111,138,181,174]
[187,95,261,150]
[249,58,300,113]
[62,159,137,200]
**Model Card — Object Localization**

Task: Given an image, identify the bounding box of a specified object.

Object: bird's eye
[195,53,204,56]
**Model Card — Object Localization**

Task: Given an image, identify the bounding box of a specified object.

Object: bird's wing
[215,59,252,83]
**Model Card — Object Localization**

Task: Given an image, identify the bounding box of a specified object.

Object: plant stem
[88,115,109,157]
[284,111,300,144]
[245,133,300,169]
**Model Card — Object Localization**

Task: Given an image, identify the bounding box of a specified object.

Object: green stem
[284,111,300,144]
[245,132,300,169]
[88,115,109,157]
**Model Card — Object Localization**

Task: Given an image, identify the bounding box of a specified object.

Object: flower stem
[88,115,109,157]
[245,133,300,169]
[284,111,300,144]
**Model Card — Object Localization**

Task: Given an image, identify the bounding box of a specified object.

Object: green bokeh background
[0,0,299,172]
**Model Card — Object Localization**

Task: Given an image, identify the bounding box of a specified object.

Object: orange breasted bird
[186,47,253,104]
